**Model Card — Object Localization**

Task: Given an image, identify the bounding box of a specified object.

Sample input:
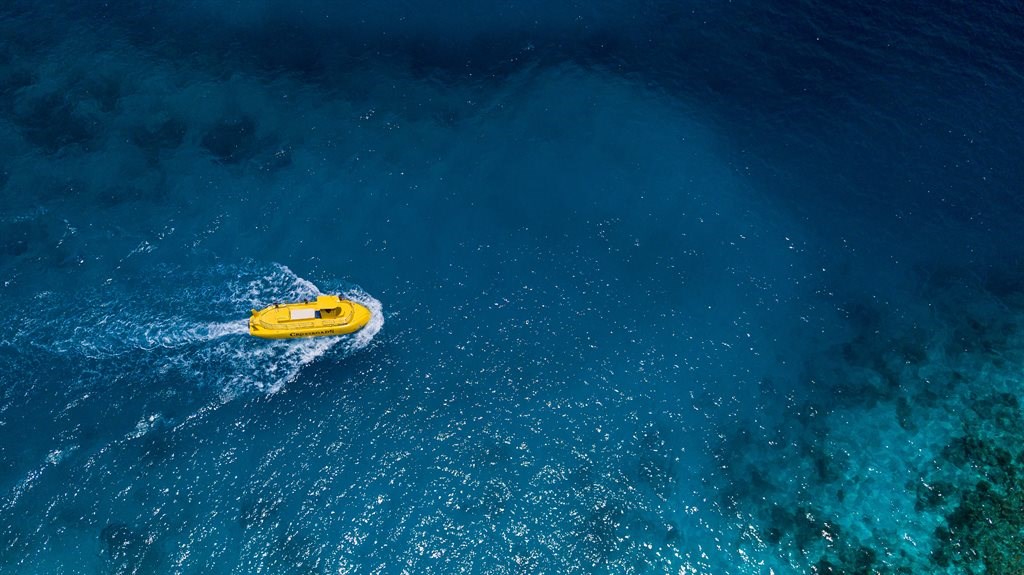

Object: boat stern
[248,308,265,338]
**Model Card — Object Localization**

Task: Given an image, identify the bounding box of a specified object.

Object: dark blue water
[2,2,1023,573]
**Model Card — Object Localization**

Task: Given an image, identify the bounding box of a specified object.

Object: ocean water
[1,1,1023,573]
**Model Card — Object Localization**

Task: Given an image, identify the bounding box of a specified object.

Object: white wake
[15,262,384,396]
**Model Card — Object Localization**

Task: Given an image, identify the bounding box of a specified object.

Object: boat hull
[248,295,372,340]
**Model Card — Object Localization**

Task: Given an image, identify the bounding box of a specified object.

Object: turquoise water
[2,2,1023,573]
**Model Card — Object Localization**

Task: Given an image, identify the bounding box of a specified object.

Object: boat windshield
[320,306,343,318]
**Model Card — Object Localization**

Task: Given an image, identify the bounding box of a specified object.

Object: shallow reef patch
[720,271,1024,573]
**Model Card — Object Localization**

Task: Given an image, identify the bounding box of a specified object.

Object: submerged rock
[914,480,954,512]
[0,222,31,256]
[13,90,99,153]
[201,116,260,164]
[131,118,187,158]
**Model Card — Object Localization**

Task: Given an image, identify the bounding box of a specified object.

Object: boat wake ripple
[10,262,383,396]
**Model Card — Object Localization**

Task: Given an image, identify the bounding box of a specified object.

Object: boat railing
[253,316,350,330]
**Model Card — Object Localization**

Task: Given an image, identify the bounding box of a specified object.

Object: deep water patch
[130,117,187,161]
[201,116,262,165]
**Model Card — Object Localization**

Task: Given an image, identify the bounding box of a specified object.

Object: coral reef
[723,273,1024,573]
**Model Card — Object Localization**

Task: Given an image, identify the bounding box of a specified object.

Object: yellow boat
[249,294,372,339]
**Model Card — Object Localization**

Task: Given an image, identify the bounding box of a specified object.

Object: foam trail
[245,337,342,396]
[10,262,383,396]
[191,320,250,339]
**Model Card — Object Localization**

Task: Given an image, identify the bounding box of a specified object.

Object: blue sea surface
[2,1,1023,573]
